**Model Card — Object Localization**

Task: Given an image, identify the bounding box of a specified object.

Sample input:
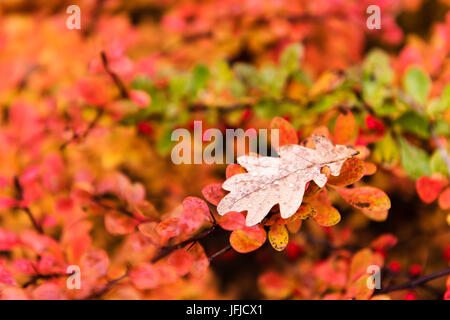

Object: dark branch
[60,108,104,150]
[151,225,217,263]
[208,245,232,262]
[378,267,450,294]
[101,51,129,99]
[13,176,43,234]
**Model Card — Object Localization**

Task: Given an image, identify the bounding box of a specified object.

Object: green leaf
[373,132,399,166]
[428,84,450,116]
[433,120,450,136]
[430,150,449,176]
[362,50,394,85]
[157,126,176,155]
[403,67,431,106]
[190,64,210,96]
[398,137,431,179]
[280,43,303,74]
[396,111,430,138]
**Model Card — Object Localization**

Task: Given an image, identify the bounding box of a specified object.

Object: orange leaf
[268,224,289,251]
[311,202,341,226]
[104,212,137,235]
[201,183,226,206]
[349,248,384,283]
[270,117,298,151]
[258,271,293,299]
[156,218,180,243]
[416,175,446,203]
[337,186,390,221]
[334,111,356,145]
[345,274,374,300]
[286,219,302,233]
[328,158,366,187]
[225,164,246,179]
[364,162,377,175]
[285,203,316,223]
[229,225,267,253]
[137,221,160,246]
[438,187,450,209]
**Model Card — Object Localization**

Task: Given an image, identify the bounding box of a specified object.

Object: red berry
[365,114,385,133]
[137,122,153,135]
[444,289,450,300]
[444,245,450,262]
[409,264,422,277]
[404,292,416,300]
[241,109,252,121]
[285,242,304,261]
[388,261,401,273]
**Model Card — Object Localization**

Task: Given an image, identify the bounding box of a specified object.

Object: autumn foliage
[0,0,450,300]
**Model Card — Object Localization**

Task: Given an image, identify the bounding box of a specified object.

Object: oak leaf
[217,135,357,226]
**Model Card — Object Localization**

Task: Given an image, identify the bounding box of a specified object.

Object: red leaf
[129,263,160,290]
[270,117,298,151]
[0,229,18,251]
[32,283,65,300]
[104,212,137,235]
[201,183,226,206]
[80,249,109,279]
[416,175,446,203]
[0,265,16,286]
[129,90,151,108]
[167,249,194,277]
[77,78,109,106]
[189,243,210,278]
[218,211,246,231]
[370,234,398,251]
[179,197,210,234]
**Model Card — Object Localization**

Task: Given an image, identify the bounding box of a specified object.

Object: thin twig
[85,272,129,300]
[378,267,450,294]
[60,108,104,150]
[151,225,217,263]
[82,0,106,37]
[208,245,232,262]
[13,176,43,234]
[101,51,129,99]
